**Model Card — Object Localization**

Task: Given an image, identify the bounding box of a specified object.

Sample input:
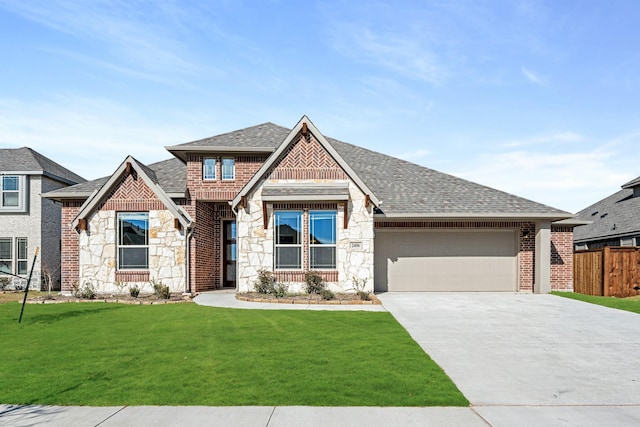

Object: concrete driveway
[378,293,640,406]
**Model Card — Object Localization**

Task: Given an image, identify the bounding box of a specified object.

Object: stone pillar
[534,221,551,294]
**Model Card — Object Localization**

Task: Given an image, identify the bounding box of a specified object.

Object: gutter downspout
[185,224,195,294]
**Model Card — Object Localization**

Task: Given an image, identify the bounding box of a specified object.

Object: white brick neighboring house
[0,147,85,290]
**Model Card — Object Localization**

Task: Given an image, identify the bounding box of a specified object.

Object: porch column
[534,221,551,294]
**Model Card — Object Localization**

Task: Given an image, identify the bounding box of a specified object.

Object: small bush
[0,276,10,291]
[273,282,289,298]
[320,289,335,300]
[254,270,276,294]
[357,290,370,301]
[304,271,326,294]
[129,284,140,298]
[151,279,171,299]
[80,282,97,300]
[114,280,126,295]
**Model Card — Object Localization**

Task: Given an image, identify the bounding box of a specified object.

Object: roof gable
[72,156,192,229]
[231,116,380,208]
[574,187,640,242]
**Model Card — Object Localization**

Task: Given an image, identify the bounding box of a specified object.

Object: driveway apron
[378,292,640,406]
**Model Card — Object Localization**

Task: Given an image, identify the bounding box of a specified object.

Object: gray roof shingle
[45,122,571,218]
[574,184,640,242]
[0,147,85,184]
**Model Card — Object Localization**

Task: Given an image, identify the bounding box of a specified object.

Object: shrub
[80,282,97,300]
[114,280,127,295]
[254,270,276,294]
[352,276,370,300]
[304,271,326,294]
[320,289,335,300]
[129,284,140,298]
[151,279,171,299]
[357,291,370,301]
[273,282,289,298]
[0,276,10,291]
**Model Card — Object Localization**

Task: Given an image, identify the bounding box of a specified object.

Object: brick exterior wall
[61,201,83,293]
[374,220,537,292]
[551,225,574,290]
[187,154,268,201]
[269,133,347,180]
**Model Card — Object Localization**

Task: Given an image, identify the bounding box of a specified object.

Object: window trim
[203,158,217,181]
[274,210,303,270]
[16,238,27,275]
[0,175,27,212]
[117,212,150,270]
[308,210,337,270]
[222,157,235,181]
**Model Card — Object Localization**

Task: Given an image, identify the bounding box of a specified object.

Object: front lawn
[552,291,640,314]
[0,303,467,407]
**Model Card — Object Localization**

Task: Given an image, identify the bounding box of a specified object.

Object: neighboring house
[0,147,85,290]
[44,116,576,295]
[573,176,640,250]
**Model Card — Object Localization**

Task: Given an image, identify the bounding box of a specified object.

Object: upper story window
[0,175,26,212]
[222,158,235,180]
[117,212,149,270]
[203,158,216,180]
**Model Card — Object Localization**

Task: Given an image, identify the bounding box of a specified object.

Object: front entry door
[223,221,237,288]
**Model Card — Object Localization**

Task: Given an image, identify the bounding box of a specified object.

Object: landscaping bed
[26,292,192,305]
[237,292,381,304]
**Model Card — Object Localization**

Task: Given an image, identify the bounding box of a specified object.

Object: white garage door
[374,230,517,292]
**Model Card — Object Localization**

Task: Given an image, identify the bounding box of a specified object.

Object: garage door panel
[374,230,517,292]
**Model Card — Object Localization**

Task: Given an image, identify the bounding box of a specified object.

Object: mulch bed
[26,293,193,305]
[237,292,381,305]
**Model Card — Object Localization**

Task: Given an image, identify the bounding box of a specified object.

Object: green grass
[0,303,467,407]
[552,291,640,314]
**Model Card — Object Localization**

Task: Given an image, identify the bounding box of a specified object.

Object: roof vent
[591,211,598,216]
[600,213,608,218]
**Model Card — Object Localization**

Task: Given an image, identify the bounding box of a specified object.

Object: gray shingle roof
[44,121,571,218]
[45,158,185,199]
[622,176,640,189]
[574,185,640,242]
[0,147,85,184]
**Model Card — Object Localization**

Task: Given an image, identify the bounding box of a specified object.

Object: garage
[374,229,518,292]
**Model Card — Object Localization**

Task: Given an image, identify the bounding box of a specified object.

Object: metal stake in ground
[18,247,39,324]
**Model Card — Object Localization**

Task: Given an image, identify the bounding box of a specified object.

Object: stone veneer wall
[78,209,186,293]
[551,225,574,291]
[236,179,374,293]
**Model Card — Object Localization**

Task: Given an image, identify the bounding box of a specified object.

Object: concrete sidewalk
[4,404,640,426]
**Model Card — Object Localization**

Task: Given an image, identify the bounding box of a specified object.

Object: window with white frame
[222,158,235,180]
[0,175,26,211]
[274,211,302,269]
[621,237,634,246]
[16,238,28,275]
[118,212,149,270]
[203,158,216,180]
[0,238,11,274]
[309,211,337,269]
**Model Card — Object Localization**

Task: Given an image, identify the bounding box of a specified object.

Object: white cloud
[502,131,583,148]
[454,141,636,213]
[521,66,546,85]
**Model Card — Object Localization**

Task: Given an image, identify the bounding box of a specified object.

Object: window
[222,158,235,180]
[118,212,149,270]
[0,175,26,211]
[621,237,634,247]
[274,211,302,269]
[309,211,337,269]
[273,210,338,270]
[0,238,11,274]
[203,158,216,180]
[16,238,27,275]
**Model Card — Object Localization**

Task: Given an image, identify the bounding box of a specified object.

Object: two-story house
[0,147,85,290]
[45,116,576,295]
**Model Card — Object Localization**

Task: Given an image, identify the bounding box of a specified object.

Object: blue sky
[0,0,638,213]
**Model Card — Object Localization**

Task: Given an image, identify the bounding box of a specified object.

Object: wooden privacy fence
[574,247,640,297]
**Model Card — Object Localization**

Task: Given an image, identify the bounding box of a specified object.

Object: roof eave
[1,170,80,186]
[374,212,574,221]
[166,145,276,162]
